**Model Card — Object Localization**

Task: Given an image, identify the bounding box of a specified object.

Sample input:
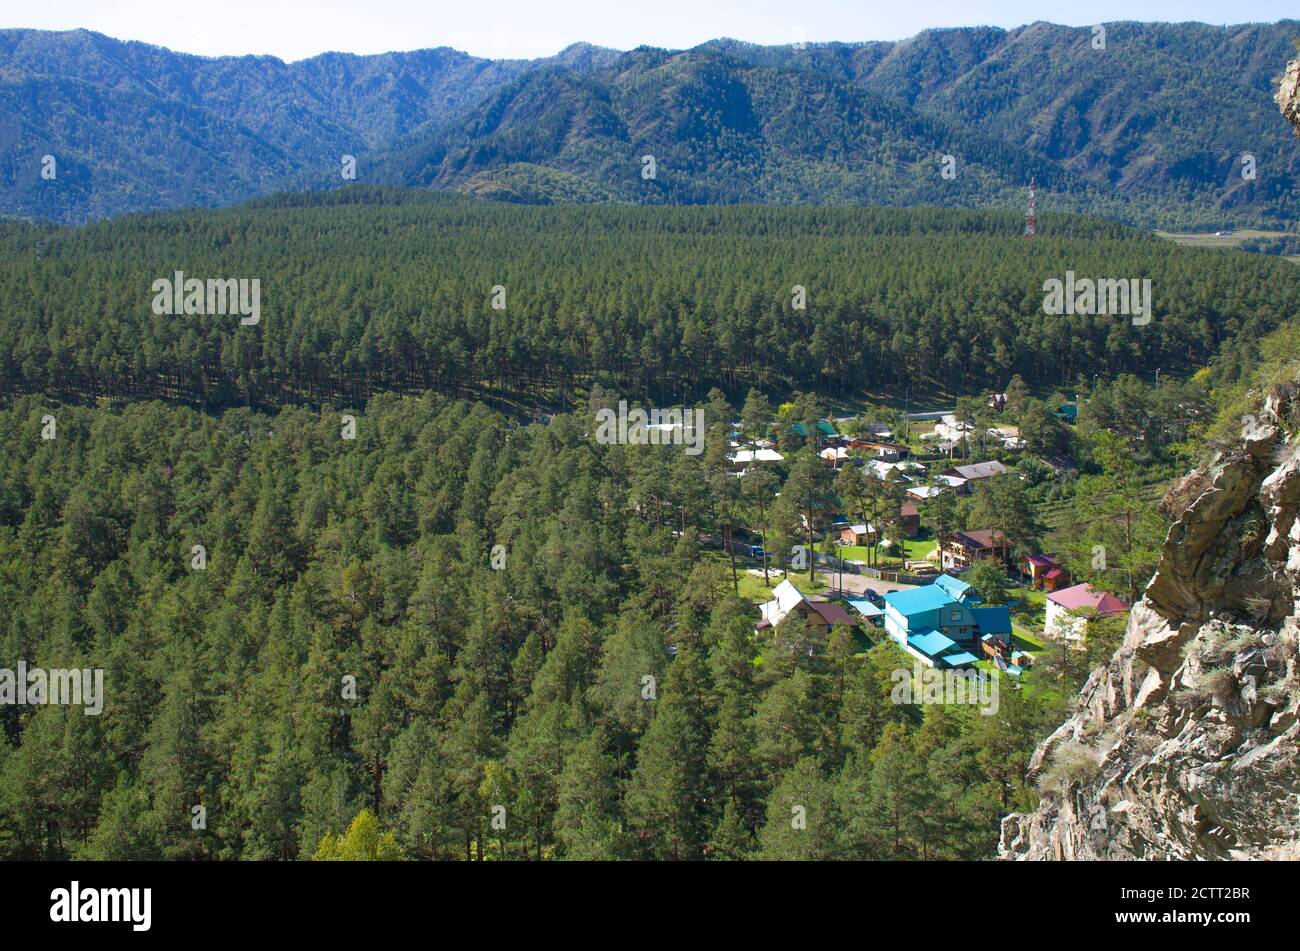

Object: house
[729,448,785,468]
[1039,455,1077,478]
[819,446,851,468]
[853,440,910,461]
[791,420,839,442]
[899,503,920,536]
[988,392,1007,411]
[942,529,1010,571]
[1045,583,1130,642]
[1023,553,1069,591]
[932,414,975,443]
[943,460,1011,484]
[987,427,1026,450]
[1055,404,1078,424]
[757,580,858,635]
[838,523,877,546]
[880,574,1002,668]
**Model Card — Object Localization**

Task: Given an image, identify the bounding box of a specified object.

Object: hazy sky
[6,0,1295,61]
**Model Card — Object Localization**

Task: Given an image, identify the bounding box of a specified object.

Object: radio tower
[1024,178,1037,238]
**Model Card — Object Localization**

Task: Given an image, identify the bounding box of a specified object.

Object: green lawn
[1011,623,1046,652]
[836,536,936,569]
[733,564,827,604]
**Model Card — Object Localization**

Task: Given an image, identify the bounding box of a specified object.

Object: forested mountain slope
[2,23,1298,226]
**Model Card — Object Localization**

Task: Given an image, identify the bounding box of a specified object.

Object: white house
[1045,583,1130,641]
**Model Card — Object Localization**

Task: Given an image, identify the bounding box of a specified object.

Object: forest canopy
[1,195,1294,412]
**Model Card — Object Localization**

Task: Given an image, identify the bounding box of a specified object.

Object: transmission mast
[1024,178,1037,238]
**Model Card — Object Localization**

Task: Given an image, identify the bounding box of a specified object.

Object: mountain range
[2,21,1298,227]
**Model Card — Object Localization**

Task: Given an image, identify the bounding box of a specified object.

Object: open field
[1155,228,1300,263]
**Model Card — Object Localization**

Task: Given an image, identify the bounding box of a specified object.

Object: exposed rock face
[1002,50,1300,864]
[1000,393,1300,860]
[1279,57,1300,136]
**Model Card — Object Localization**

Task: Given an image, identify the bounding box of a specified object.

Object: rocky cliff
[1278,56,1300,136]
[1000,388,1300,860]
[1002,52,1300,864]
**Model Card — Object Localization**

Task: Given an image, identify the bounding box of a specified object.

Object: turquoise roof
[942,651,979,667]
[933,574,971,600]
[791,421,838,437]
[885,585,954,616]
[970,606,1012,636]
[908,629,958,657]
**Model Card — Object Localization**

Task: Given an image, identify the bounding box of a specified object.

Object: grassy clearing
[1155,228,1300,263]
[837,537,937,568]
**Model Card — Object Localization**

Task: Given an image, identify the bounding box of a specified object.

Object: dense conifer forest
[0,195,1295,860]
[1,194,1296,411]
[0,391,1076,859]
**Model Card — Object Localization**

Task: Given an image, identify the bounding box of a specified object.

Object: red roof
[900,503,919,517]
[1048,583,1128,616]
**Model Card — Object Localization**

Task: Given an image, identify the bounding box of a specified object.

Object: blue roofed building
[969,605,1011,637]
[933,574,971,601]
[882,574,1007,667]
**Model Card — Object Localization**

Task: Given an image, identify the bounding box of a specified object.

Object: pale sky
[5,0,1295,61]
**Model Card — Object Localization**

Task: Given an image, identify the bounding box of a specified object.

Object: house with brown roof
[899,503,920,536]
[756,579,858,636]
[941,529,1010,571]
[851,439,911,461]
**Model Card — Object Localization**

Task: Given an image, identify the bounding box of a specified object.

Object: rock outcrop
[1278,56,1300,137]
[1000,392,1300,860]
[1002,48,1300,865]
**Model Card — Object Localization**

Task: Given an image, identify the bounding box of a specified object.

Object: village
[725,393,1131,678]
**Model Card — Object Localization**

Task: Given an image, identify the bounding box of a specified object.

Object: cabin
[852,439,911,461]
[941,529,1010,571]
[729,447,784,469]
[898,503,920,536]
[942,460,1011,485]
[819,446,851,468]
[838,523,877,546]
[1023,553,1068,591]
[757,579,858,636]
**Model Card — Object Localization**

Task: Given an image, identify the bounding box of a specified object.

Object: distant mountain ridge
[1,22,1297,226]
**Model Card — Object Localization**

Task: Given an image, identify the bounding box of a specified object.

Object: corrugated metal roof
[908,629,958,657]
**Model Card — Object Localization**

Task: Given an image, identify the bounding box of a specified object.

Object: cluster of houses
[922,413,1026,455]
[757,569,1130,675]
[729,409,1128,658]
